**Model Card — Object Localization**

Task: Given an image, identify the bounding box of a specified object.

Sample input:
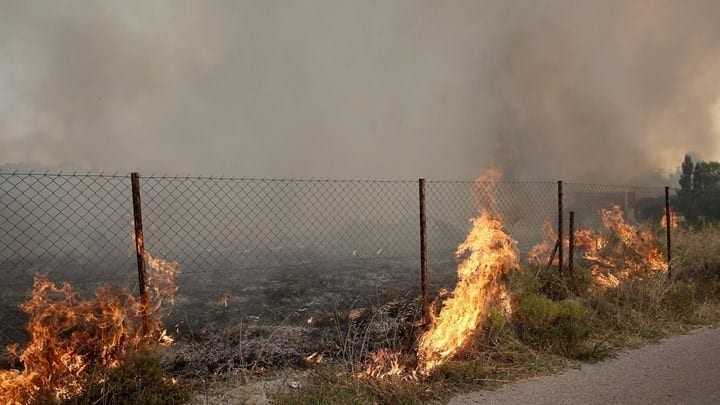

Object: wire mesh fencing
[0,171,684,348]
[0,172,136,346]
[425,180,558,292]
[139,176,420,335]
[564,182,669,230]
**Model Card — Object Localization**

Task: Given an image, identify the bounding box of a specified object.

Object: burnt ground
[163,256,454,377]
[0,254,459,374]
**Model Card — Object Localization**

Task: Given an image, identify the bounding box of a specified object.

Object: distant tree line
[635,154,720,226]
[675,154,720,224]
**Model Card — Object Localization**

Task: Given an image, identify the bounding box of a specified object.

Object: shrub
[509,266,592,300]
[513,293,590,357]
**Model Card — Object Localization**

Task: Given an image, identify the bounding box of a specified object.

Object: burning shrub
[0,252,179,404]
[575,206,667,288]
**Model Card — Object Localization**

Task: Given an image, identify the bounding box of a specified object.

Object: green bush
[509,266,592,300]
[513,293,590,357]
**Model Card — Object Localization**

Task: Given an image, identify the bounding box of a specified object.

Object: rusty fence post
[131,172,149,331]
[665,186,672,277]
[568,211,575,288]
[419,178,429,321]
[558,180,563,273]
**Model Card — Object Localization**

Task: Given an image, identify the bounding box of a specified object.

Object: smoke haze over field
[2,1,720,183]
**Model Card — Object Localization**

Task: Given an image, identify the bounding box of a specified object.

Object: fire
[416,211,517,373]
[217,292,231,307]
[359,349,415,380]
[417,169,518,373]
[576,206,667,287]
[527,220,565,267]
[0,252,179,403]
[357,169,518,378]
[359,184,667,379]
[660,207,678,229]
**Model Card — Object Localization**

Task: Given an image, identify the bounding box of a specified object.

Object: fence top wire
[426,179,559,185]
[139,174,419,184]
[0,170,681,189]
[563,181,669,191]
[0,171,129,178]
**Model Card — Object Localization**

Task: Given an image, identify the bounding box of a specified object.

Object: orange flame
[417,169,518,373]
[576,206,667,287]
[359,349,415,380]
[527,220,567,267]
[660,207,678,229]
[357,169,518,378]
[0,252,179,403]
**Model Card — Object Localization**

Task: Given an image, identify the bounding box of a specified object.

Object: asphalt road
[450,327,720,405]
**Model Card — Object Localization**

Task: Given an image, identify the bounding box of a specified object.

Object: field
[3,172,713,404]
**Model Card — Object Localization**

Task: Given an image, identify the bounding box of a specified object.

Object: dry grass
[22,224,717,404]
[60,350,191,405]
[269,224,720,404]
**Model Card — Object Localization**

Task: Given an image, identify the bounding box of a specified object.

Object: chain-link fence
[0,173,137,346]
[425,180,559,291]
[0,171,683,347]
[139,176,420,335]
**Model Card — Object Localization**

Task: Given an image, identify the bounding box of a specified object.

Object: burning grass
[0,252,181,404]
[417,210,518,373]
[271,187,720,404]
[5,175,720,404]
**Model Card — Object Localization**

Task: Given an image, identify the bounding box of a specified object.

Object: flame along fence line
[0,171,673,346]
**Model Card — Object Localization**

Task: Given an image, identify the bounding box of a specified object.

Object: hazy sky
[2,1,720,182]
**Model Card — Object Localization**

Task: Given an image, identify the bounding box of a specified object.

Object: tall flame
[416,169,518,373]
[0,252,179,403]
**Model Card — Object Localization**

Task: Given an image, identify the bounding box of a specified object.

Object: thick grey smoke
[1,1,720,182]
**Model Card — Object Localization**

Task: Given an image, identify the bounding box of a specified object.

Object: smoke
[485,1,720,183]
[1,1,720,182]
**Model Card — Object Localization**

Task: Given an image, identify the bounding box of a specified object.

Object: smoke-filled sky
[2,1,720,183]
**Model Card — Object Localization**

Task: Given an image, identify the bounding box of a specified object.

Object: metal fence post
[419,178,429,321]
[131,172,149,331]
[568,211,575,288]
[665,186,672,277]
[558,180,563,272]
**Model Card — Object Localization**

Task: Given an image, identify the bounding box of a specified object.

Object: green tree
[676,155,720,224]
[677,154,695,221]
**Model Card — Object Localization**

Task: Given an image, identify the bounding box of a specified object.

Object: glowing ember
[0,251,179,403]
